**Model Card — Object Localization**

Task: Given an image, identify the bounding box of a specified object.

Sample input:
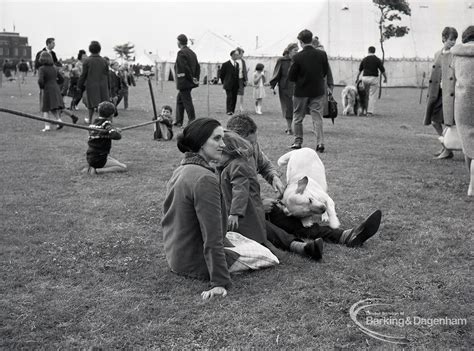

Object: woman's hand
[227,215,239,231]
[272,176,285,196]
[201,286,227,300]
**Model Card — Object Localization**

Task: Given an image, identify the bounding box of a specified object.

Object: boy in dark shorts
[85,101,127,175]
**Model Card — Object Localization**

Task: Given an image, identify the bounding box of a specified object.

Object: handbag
[439,126,462,150]
[324,92,338,124]
[224,231,279,273]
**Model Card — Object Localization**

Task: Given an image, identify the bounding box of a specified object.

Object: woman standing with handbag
[270,43,298,135]
[451,26,474,196]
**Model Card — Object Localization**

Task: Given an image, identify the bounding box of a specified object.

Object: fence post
[419,71,426,104]
[161,62,166,92]
[207,62,211,117]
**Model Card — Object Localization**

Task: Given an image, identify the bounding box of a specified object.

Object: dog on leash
[341,81,367,116]
[277,148,340,229]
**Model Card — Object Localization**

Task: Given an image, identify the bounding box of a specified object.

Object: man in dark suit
[174,34,200,127]
[34,37,61,70]
[219,50,240,115]
[34,37,62,113]
[288,29,329,152]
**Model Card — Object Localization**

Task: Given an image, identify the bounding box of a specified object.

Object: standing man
[174,34,200,127]
[219,50,240,115]
[356,46,387,116]
[235,47,248,112]
[108,60,122,117]
[34,38,61,70]
[17,59,29,84]
[288,29,329,152]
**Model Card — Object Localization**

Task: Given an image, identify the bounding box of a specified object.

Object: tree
[373,0,411,97]
[113,42,135,62]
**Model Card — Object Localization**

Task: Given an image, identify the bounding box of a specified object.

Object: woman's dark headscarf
[177,118,221,153]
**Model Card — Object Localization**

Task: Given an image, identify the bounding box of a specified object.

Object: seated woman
[161,118,231,300]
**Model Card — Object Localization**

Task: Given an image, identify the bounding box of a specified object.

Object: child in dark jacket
[85,101,127,175]
[218,131,323,260]
[153,105,174,140]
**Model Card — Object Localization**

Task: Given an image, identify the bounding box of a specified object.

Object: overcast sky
[1,0,323,60]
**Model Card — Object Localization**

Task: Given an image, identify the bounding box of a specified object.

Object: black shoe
[304,238,324,260]
[226,112,233,116]
[290,142,302,149]
[316,144,325,153]
[172,122,182,127]
[70,114,79,124]
[346,210,382,247]
[56,124,64,130]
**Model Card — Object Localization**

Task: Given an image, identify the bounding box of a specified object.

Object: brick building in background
[0,30,32,67]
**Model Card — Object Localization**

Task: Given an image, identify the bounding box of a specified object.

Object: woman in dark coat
[162,118,231,300]
[77,41,109,123]
[270,43,298,134]
[37,51,64,132]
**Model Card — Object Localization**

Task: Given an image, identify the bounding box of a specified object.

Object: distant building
[0,31,32,66]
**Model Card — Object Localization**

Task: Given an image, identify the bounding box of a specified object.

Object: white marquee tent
[193,30,242,63]
[252,0,474,59]
[133,51,157,66]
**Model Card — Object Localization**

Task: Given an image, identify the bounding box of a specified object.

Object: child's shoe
[87,167,98,175]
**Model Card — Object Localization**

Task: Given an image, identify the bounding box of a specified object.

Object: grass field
[1,76,472,349]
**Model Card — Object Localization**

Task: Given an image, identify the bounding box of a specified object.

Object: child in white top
[253,63,266,115]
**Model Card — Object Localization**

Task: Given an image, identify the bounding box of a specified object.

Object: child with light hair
[253,63,266,114]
